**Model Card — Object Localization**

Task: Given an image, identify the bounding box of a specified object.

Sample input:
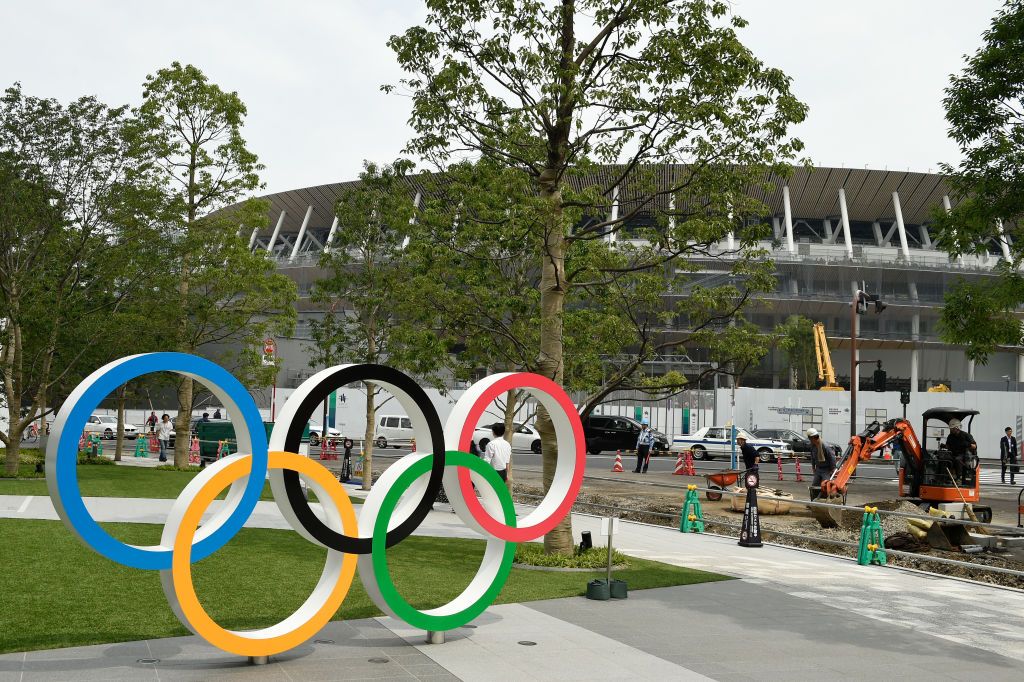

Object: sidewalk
[2,493,1023,679]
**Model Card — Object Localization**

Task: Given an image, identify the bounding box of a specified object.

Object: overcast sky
[0,0,1003,195]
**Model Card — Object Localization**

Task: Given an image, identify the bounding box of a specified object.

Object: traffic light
[899,388,910,405]
[873,368,887,392]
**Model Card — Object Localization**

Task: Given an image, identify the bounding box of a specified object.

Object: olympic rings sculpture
[45,353,585,657]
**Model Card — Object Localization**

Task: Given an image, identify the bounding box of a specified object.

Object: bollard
[738,470,763,548]
[426,631,445,644]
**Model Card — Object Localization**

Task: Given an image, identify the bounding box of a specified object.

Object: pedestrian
[146,411,158,433]
[737,433,759,472]
[157,414,173,462]
[469,439,480,457]
[483,424,511,482]
[1000,426,1018,485]
[945,418,977,484]
[201,412,210,423]
[213,408,222,419]
[633,418,655,473]
[807,428,835,500]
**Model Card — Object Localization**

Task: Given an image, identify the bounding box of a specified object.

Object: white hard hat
[948,418,961,429]
[806,428,820,438]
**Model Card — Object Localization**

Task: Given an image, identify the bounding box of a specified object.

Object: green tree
[935,1,1024,360]
[388,0,805,552]
[775,315,816,389]
[0,84,162,475]
[309,161,447,490]
[139,63,296,466]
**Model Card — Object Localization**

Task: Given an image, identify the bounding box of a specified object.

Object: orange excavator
[816,407,992,524]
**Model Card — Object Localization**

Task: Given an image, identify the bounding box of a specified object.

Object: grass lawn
[0,519,729,654]
[0,460,355,504]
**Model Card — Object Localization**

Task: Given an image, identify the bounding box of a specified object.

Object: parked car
[83,414,138,440]
[308,421,343,447]
[752,428,844,458]
[581,415,670,456]
[671,426,793,463]
[474,422,542,453]
[375,415,413,449]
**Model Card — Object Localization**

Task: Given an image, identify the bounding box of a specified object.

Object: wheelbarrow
[703,469,743,501]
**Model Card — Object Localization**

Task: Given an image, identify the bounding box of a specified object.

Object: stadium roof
[239,166,952,236]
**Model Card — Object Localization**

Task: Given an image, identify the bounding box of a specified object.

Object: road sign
[776,407,812,416]
[262,338,276,367]
[600,518,620,536]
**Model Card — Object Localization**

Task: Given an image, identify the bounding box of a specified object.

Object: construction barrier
[777,454,785,481]
[216,440,231,460]
[133,436,148,458]
[794,455,804,482]
[857,506,887,566]
[320,438,338,461]
[611,451,624,473]
[148,433,159,453]
[188,436,200,465]
[679,485,704,533]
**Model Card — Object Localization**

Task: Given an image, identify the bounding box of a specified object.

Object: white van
[375,415,413,449]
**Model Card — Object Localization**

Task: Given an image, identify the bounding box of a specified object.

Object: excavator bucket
[924,522,973,551]
[810,495,846,529]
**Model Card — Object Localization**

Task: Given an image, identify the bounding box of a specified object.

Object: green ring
[371,450,516,630]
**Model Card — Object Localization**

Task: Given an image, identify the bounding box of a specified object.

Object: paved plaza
[4,490,1024,680]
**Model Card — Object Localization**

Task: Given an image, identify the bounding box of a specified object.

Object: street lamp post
[850,288,887,438]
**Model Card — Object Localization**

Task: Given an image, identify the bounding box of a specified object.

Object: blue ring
[50,353,268,570]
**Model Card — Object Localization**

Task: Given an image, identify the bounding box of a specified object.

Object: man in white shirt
[483,424,512,482]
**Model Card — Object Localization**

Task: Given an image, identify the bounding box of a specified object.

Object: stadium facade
[241,166,1023,395]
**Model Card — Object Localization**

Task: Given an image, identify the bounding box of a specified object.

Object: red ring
[456,373,585,542]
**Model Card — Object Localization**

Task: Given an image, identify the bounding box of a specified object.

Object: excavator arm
[821,418,923,498]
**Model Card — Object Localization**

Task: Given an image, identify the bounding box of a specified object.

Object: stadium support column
[783,186,795,254]
[911,313,920,392]
[838,188,854,259]
[1018,353,1024,385]
[609,185,619,245]
[267,210,286,254]
[289,205,313,262]
[247,226,259,250]
[968,358,976,382]
[997,220,1012,261]
[324,216,339,252]
[892,191,911,260]
[943,195,964,265]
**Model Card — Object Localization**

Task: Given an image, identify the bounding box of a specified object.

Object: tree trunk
[115,384,127,461]
[536,169,573,555]
[502,388,519,493]
[362,381,375,491]
[5,439,21,476]
[174,377,193,467]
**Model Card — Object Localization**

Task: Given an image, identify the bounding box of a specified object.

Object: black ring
[280,364,445,554]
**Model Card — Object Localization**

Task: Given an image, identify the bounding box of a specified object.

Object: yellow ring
[168,452,358,657]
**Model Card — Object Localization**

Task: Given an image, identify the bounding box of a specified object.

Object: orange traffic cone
[672,452,686,475]
[612,451,624,473]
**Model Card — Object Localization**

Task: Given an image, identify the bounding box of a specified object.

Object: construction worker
[737,433,759,472]
[946,418,977,483]
[807,428,835,500]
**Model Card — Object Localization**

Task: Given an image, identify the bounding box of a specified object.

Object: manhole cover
[368,657,390,664]
[136,658,160,664]
[518,641,537,646]
[314,639,335,644]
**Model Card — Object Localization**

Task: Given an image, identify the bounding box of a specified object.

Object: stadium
[241,166,1022,396]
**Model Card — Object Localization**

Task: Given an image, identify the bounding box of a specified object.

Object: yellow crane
[813,322,846,391]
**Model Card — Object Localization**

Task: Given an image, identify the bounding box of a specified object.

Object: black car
[752,428,843,458]
[582,415,670,455]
